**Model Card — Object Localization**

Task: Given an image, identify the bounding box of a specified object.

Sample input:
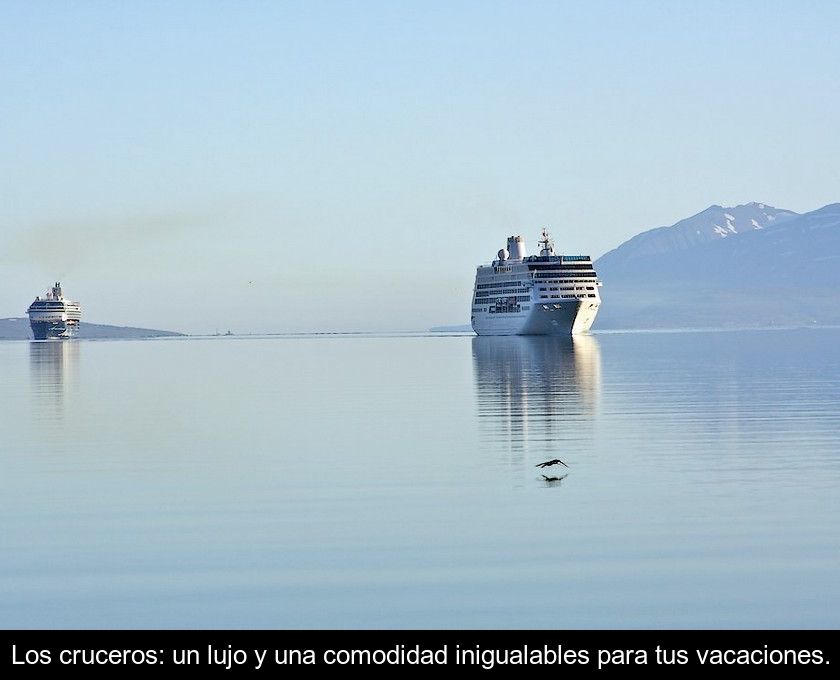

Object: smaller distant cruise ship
[27,282,81,340]
[471,230,602,336]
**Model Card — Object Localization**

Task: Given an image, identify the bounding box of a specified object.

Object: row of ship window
[474,288,530,295]
[474,295,531,304]
[475,281,530,289]
[476,274,596,288]
[472,292,596,311]
[475,286,593,303]
[474,290,529,298]
[533,271,596,279]
[536,280,597,285]
[527,263,593,270]
[478,270,597,284]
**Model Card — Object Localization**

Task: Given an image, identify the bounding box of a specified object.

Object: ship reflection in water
[472,334,601,471]
[29,340,79,419]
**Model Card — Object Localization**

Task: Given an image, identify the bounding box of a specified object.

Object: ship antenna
[539,228,553,255]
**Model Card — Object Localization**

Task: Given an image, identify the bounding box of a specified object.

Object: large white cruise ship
[471,230,601,336]
[27,282,82,340]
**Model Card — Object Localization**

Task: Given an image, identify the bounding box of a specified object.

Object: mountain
[0,318,185,340]
[596,202,799,277]
[595,202,840,329]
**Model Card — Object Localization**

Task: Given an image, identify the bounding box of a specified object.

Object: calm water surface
[1,329,839,628]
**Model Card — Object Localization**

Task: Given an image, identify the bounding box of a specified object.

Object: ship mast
[538,228,554,256]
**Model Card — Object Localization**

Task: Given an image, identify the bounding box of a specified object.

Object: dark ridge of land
[0,317,185,340]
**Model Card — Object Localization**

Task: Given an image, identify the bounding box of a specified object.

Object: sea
[1,328,839,628]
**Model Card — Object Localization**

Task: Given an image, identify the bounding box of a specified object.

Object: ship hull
[472,299,600,336]
[30,320,79,340]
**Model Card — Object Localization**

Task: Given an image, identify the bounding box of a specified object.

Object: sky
[2,1,839,333]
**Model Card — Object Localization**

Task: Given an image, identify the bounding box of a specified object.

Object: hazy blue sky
[2,1,839,332]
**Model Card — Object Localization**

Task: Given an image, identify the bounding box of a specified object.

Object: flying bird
[536,458,568,469]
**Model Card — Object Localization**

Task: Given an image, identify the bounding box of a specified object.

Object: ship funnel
[506,235,527,261]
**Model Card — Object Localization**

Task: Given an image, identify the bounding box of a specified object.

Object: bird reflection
[541,474,568,485]
[472,335,601,469]
[29,341,79,419]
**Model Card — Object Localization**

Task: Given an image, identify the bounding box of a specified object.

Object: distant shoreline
[0,318,184,341]
[5,316,838,341]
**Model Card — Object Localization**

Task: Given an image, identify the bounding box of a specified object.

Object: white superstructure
[471,230,601,336]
